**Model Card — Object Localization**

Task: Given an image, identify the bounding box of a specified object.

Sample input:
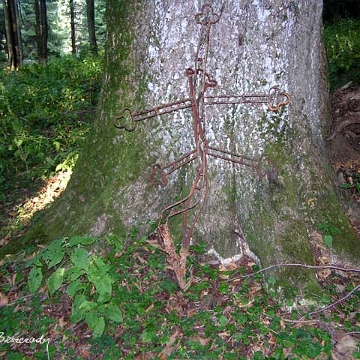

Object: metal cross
[114,4,290,253]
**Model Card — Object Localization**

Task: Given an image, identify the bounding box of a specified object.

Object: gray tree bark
[3,0,22,69]
[34,0,48,64]
[70,0,76,55]
[27,0,360,297]
[86,0,97,55]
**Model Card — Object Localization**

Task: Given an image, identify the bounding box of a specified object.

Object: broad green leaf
[65,266,85,281]
[28,266,43,293]
[107,235,123,252]
[141,330,155,343]
[317,223,327,231]
[68,236,97,247]
[218,315,228,327]
[89,256,110,276]
[66,236,81,248]
[66,279,84,298]
[104,304,123,323]
[89,274,112,302]
[46,249,65,269]
[79,236,97,245]
[321,294,332,304]
[79,300,97,312]
[53,141,61,151]
[218,282,229,294]
[324,235,333,248]
[97,304,107,314]
[340,183,351,189]
[48,268,65,296]
[45,238,64,252]
[70,294,87,323]
[85,312,105,338]
[25,254,42,268]
[236,313,248,325]
[70,248,90,270]
[267,276,277,285]
[41,239,65,268]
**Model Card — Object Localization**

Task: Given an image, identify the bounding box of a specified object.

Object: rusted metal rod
[113,3,290,252]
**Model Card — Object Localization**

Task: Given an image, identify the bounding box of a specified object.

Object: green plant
[0,55,103,245]
[317,221,341,248]
[0,55,102,193]
[27,235,123,337]
[2,224,359,358]
[324,17,360,90]
[340,170,360,194]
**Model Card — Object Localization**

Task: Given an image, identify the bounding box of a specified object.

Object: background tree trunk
[86,0,97,55]
[29,0,360,296]
[69,0,76,55]
[3,0,22,69]
[34,0,48,64]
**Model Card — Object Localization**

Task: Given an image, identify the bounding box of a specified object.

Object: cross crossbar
[114,3,290,252]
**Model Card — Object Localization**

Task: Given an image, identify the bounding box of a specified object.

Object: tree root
[327,119,360,140]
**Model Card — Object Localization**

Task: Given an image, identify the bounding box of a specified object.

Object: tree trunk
[3,0,22,69]
[70,0,76,55]
[86,0,97,55]
[28,0,360,297]
[34,0,48,64]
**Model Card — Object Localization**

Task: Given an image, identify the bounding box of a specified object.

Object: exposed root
[327,119,360,140]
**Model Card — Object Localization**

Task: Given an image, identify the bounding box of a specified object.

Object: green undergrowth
[0,55,103,201]
[324,17,360,91]
[0,55,103,252]
[0,230,359,359]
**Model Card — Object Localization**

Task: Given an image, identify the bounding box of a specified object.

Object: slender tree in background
[86,0,97,55]
[34,0,48,63]
[2,0,22,69]
[0,6,7,58]
[29,0,360,296]
[69,0,76,55]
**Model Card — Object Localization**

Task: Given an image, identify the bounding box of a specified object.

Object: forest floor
[0,171,72,249]
[1,86,360,358]
[0,228,360,359]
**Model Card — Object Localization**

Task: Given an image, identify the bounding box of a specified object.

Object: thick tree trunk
[3,0,22,69]
[86,0,97,55]
[34,0,48,64]
[29,0,360,296]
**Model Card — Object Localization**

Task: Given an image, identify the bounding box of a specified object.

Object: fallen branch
[240,263,360,278]
[327,119,360,140]
[306,283,360,317]
[241,262,360,318]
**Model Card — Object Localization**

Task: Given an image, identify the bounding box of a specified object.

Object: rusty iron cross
[114,4,290,252]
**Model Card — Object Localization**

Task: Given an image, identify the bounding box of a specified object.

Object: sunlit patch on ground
[0,170,72,247]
